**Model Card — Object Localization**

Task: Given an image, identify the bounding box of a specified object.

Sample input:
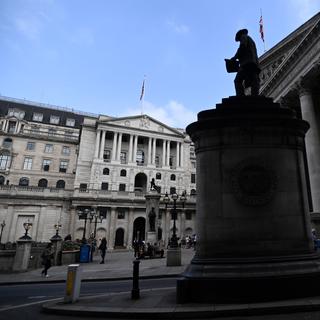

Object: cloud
[119,100,197,129]
[166,20,190,35]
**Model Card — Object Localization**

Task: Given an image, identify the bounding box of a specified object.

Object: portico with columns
[259,12,320,230]
[73,114,197,249]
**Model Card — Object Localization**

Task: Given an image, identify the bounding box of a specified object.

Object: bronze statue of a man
[231,29,260,96]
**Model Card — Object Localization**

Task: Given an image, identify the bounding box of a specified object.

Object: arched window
[103,168,109,175]
[120,169,126,177]
[2,138,12,148]
[56,180,66,189]
[19,177,29,186]
[170,187,176,195]
[38,178,48,188]
[190,189,196,195]
[170,174,176,181]
[156,172,161,180]
[0,175,5,185]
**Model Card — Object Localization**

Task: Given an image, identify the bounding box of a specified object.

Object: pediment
[99,115,184,137]
[259,12,320,98]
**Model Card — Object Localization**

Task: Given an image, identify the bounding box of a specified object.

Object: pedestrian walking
[41,243,54,278]
[98,237,107,264]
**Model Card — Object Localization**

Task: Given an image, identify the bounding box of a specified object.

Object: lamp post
[52,222,62,239]
[164,191,186,248]
[21,220,33,240]
[88,209,104,239]
[77,208,91,243]
[0,220,6,244]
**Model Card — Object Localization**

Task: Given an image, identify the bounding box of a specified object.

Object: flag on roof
[140,79,145,101]
[259,15,265,42]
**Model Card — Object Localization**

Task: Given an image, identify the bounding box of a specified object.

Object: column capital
[293,78,314,97]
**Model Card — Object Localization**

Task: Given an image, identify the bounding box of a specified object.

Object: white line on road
[0,297,62,312]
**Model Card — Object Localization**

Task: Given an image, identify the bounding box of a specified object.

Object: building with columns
[259,12,320,229]
[72,114,196,248]
[0,96,197,248]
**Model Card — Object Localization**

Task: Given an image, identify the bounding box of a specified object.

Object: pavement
[3,248,320,319]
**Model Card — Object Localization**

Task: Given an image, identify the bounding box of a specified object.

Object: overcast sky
[1,0,319,128]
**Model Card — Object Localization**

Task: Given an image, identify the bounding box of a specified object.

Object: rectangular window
[62,146,71,155]
[66,118,75,127]
[120,151,127,164]
[50,115,60,124]
[103,150,111,162]
[59,160,68,173]
[191,161,196,169]
[101,182,108,190]
[26,142,35,151]
[186,211,192,220]
[117,209,125,219]
[119,183,126,192]
[8,121,16,133]
[44,144,53,153]
[42,159,52,171]
[33,113,43,122]
[79,183,87,190]
[136,150,144,165]
[23,157,33,170]
[155,155,160,167]
[191,173,196,184]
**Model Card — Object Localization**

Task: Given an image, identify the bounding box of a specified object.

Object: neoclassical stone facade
[0,96,197,248]
[259,12,320,229]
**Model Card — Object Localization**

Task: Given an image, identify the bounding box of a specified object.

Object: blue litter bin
[79,244,91,263]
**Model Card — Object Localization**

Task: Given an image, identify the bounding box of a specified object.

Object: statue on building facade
[226,29,260,96]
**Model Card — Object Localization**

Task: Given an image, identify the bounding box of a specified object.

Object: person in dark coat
[41,243,54,277]
[98,237,107,264]
[231,29,260,96]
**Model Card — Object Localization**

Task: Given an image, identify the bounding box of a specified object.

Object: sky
[1,0,320,129]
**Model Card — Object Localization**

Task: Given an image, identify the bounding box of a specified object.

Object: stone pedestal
[177,96,320,303]
[145,190,161,241]
[51,234,63,266]
[12,238,32,272]
[167,247,181,266]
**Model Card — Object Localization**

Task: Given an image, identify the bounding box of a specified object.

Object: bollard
[64,264,81,303]
[131,259,140,299]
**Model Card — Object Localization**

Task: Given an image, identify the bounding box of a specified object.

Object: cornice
[261,18,320,99]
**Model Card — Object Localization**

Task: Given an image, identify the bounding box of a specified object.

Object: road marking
[28,296,47,299]
[0,297,62,312]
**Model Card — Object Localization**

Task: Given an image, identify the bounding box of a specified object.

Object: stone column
[147,137,152,165]
[99,130,106,159]
[133,135,138,163]
[299,87,320,213]
[94,130,101,158]
[162,140,166,168]
[116,133,122,161]
[166,140,171,167]
[152,138,156,165]
[180,209,186,240]
[176,142,180,168]
[165,208,171,247]
[12,238,32,272]
[180,143,184,168]
[69,206,77,240]
[128,134,133,163]
[108,207,117,249]
[127,208,134,248]
[112,132,118,161]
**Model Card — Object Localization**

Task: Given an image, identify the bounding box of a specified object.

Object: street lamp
[53,222,62,239]
[88,209,105,239]
[21,220,33,240]
[0,220,6,244]
[164,191,187,248]
[77,208,91,243]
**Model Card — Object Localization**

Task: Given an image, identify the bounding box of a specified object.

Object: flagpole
[140,76,146,115]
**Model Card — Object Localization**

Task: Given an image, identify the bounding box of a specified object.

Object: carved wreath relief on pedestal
[231,158,277,206]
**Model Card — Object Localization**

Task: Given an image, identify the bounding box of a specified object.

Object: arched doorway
[134,173,147,193]
[132,217,146,244]
[157,227,162,241]
[115,228,125,248]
